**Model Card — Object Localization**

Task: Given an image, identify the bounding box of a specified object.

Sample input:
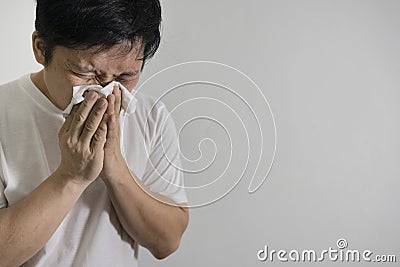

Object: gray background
[1,1,399,266]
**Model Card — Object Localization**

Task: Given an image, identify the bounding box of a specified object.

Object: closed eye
[70,70,96,80]
[116,73,138,82]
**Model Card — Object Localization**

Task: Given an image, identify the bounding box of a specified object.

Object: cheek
[65,73,89,86]
[44,68,71,92]
[43,68,76,109]
[65,73,77,83]
[121,76,141,92]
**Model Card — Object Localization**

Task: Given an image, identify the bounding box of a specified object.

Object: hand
[57,91,109,185]
[100,85,126,180]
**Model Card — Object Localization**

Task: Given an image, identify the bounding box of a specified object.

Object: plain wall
[1,1,399,266]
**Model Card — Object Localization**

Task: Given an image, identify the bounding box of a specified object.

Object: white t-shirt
[0,74,188,267]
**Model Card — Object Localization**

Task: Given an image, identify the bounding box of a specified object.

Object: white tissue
[62,81,137,117]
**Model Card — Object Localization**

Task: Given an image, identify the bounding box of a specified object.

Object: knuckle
[82,149,91,159]
[65,138,74,148]
[93,131,105,142]
[97,125,107,134]
[82,99,93,108]
[74,112,86,123]
[98,120,107,132]
[84,122,97,132]
[94,109,103,117]
[70,104,79,114]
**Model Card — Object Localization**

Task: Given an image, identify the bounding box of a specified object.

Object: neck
[31,70,60,109]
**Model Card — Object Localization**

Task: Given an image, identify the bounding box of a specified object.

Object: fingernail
[98,99,107,107]
[88,91,97,100]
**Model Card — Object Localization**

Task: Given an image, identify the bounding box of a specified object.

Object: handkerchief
[62,81,137,117]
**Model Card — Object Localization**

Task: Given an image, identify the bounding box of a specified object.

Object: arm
[0,91,108,266]
[103,164,189,260]
[0,171,87,267]
[101,88,189,259]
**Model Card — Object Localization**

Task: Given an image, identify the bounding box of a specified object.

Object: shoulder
[132,91,171,123]
[0,76,27,111]
[134,91,168,111]
[0,76,23,97]
[0,75,29,103]
[127,91,177,147]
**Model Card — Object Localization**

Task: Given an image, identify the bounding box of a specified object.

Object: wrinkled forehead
[62,42,144,75]
[74,40,144,62]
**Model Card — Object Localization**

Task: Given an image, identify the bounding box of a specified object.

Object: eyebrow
[66,61,139,77]
[119,70,139,76]
[66,61,95,73]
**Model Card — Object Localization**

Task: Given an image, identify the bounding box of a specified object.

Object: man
[0,0,189,266]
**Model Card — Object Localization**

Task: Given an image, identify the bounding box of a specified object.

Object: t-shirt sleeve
[0,141,8,209]
[141,101,188,205]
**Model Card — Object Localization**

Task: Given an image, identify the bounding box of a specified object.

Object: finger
[69,91,98,142]
[105,114,118,149]
[106,93,115,116]
[63,104,80,132]
[114,85,122,115]
[80,98,108,147]
[70,103,80,114]
[58,113,74,139]
[91,113,108,152]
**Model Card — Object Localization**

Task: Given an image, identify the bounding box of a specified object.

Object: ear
[32,31,46,65]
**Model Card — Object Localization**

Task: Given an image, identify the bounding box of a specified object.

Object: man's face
[42,43,143,110]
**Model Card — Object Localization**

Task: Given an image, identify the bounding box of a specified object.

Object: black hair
[35,0,161,68]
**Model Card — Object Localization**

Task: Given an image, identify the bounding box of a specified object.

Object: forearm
[0,169,87,267]
[103,166,189,259]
